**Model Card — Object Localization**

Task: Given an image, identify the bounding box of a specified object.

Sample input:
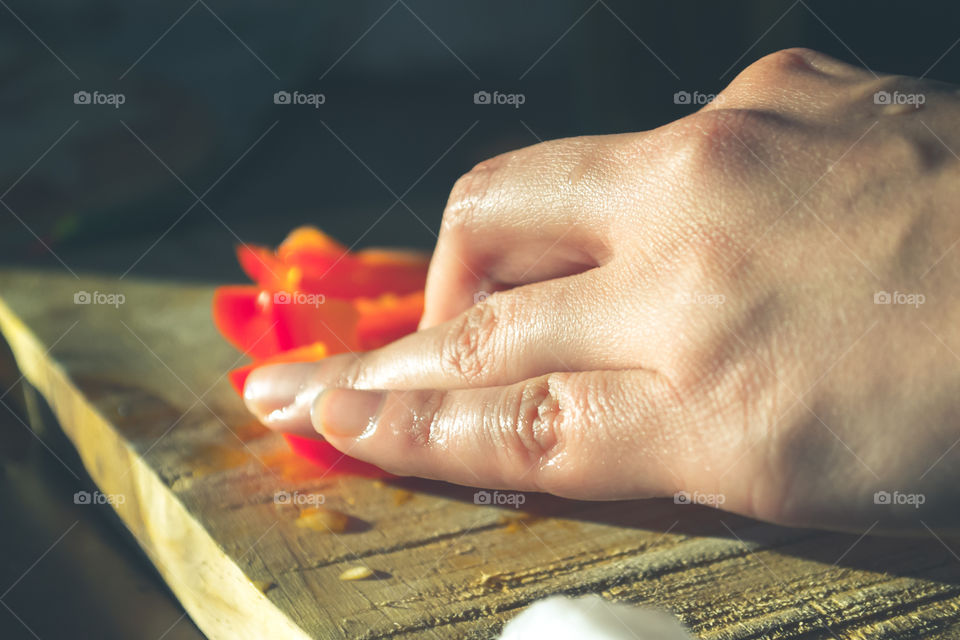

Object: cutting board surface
[2,269,960,639]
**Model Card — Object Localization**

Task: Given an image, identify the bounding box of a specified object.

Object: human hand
[245,49,960,533]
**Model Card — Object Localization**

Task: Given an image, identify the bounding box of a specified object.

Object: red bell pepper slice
[235,244,290,293]
[213,226,428,476]
[212,286,282,359]
[356,291,425,350]
[283,433,387,478]
[240,227,430,299]
[269,294,361,354]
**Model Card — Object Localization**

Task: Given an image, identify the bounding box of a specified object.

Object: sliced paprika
[212,226,428,475]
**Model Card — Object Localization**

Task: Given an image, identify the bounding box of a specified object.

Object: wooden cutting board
[2,268,960,640]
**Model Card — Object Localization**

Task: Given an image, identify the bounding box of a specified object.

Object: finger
[243,268,645,433]
[310,370,690,499]
[419,135,638,328]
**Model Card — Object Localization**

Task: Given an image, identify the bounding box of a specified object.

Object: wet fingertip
[242,362,314,418]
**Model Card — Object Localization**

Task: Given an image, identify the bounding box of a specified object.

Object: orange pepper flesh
[212,227,429,475]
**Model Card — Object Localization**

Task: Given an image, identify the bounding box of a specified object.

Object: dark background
[3,2,960,638]
[2,1,960,283]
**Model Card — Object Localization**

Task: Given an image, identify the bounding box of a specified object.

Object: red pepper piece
[355,291,425,350]
[283,433,388,478]
[212,286,282,359]
[212,226,427,474]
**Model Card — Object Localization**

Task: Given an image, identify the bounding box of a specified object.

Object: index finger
[243,268,645,435]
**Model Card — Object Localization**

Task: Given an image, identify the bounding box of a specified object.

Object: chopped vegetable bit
[393,489,414,506]
[295,506,349,533]
[211,227,428,475]
[339,566,374,581]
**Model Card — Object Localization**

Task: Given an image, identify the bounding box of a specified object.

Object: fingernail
[243,362,314,420]
[312,389,385,438]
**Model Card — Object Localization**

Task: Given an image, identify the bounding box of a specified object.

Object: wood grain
[1,269,959,639]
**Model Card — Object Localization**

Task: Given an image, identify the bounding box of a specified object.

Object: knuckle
[755,47,865,78]
[744,48,822,79]
[716,49,815,107]
[439,298,502,384]
[732,48,857,89]
[722,48,870,112]
[667,109,776,180]
[372,388,442,452]
[496,372,625,495]
[442,156,505,233]
[493,374,565,474]
[856,125,937,176]
[829,119,951,208]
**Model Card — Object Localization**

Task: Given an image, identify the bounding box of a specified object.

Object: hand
[245,48,960,533]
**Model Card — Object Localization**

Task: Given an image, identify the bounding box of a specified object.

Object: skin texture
[245,49,960,534]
